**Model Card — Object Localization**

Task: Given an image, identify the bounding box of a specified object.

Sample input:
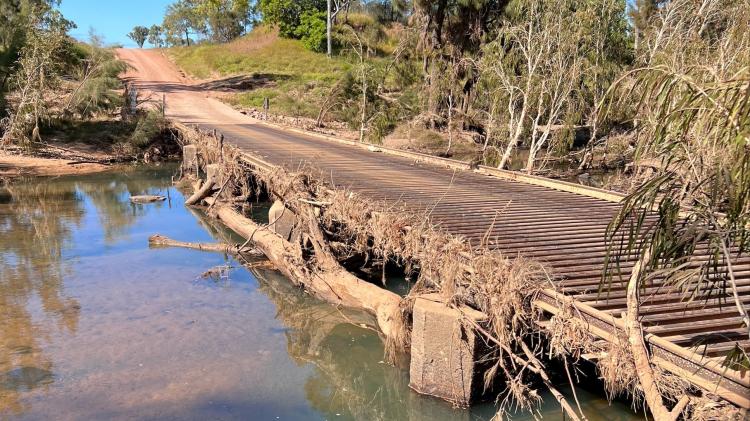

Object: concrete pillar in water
[268,200,298,242]
[182,145,198,177]
[409,294,488,407]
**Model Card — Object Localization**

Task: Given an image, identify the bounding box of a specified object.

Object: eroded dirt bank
[0,151,111,178]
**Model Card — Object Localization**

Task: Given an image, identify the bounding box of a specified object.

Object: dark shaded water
[0,166,641,420]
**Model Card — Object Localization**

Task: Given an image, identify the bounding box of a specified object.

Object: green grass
[168,27,351,119]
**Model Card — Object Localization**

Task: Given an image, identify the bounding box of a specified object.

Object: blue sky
[58,0,173,47]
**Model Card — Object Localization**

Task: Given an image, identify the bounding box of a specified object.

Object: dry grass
[597,333,643,404]
[689,396,744,420]
[226,26,280,55]
[547,299,597,361]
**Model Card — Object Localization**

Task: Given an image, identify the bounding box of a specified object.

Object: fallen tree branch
[204,197,403,342]
[185,177,216,205]
[148,233,263,256]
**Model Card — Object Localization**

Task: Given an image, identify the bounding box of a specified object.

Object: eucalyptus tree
[195,0,252,42]
[602,0,750,418]
[163,0,206,46]
[148,24,164,47]
[1,0,60,115]
[478,0,629,171]
[1,6,74,145]
[413,0,509,126]
[127,25,149,48]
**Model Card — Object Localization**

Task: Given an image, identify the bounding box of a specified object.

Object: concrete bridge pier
[409,294,490,407]
[181,144,198,177]
[268,200,299,242]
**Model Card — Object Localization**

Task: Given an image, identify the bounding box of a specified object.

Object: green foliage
[257,0,325,37]
[163,0,206,46]
[128,25,149,48]
[194,0,252,42]
[335,13,387,54]
[0,4,130,146]
[171,26,349,118]
[157,0,253,45]
[67,40,128,119]
[603,0,750,370]
[1,1,61,117]
[129,110,168,148]
[1,5,75,145]
[148,25,164,47]
[294,11,326,52]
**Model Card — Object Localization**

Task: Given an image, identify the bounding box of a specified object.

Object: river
[0,165,641,420]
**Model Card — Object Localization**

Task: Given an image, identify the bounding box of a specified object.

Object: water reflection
[0,181,82,414]
[0,167,173,415]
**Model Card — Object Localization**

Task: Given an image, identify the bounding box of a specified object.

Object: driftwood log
[130,195,166,203]
[148,234,263,257]
[203,197,403,341]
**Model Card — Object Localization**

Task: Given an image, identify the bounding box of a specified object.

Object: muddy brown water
[0,165,641,420]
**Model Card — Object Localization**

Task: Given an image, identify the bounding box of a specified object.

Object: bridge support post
[268,200,299,242]
[409,294,488,407]
[182,145,198,177]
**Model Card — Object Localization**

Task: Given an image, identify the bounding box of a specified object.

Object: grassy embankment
[169,27,349,120]
[168,26,480,161]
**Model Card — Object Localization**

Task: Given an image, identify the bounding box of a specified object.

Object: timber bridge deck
[119,48,750,409]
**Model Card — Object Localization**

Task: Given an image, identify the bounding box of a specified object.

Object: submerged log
[130,195,166,203]
[148,233,263,257]
[204,197,403,341]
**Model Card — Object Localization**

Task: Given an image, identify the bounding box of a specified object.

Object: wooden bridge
[119,48,750,409]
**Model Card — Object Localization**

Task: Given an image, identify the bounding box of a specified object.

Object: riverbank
[0,118,182,179]
[0,150,112,178]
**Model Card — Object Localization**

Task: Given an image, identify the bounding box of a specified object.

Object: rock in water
[130,195,166,204]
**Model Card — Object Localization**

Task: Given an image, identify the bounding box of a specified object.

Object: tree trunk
[445,93,453,156]
[498,94,529,170]
[359,62,367,142]
[185,177,216,205]
[624,246,689,421]
[206,198,403,341]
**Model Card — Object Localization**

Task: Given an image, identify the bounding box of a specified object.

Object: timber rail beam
[172,120,750,409]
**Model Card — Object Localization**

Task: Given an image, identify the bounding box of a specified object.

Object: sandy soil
[0,150,111,177]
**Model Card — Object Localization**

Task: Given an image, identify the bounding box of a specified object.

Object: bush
[129,110,167,148]
[294,11,327,52]
[257,0,326,38]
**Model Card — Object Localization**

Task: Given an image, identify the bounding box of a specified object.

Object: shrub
[294,11,327,52]
[129,110,167,148]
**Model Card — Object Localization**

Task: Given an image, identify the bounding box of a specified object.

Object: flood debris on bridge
[170,123,745,420]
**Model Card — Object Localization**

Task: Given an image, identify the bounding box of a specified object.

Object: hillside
[166,26,483,162]
[168,27,350,120]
